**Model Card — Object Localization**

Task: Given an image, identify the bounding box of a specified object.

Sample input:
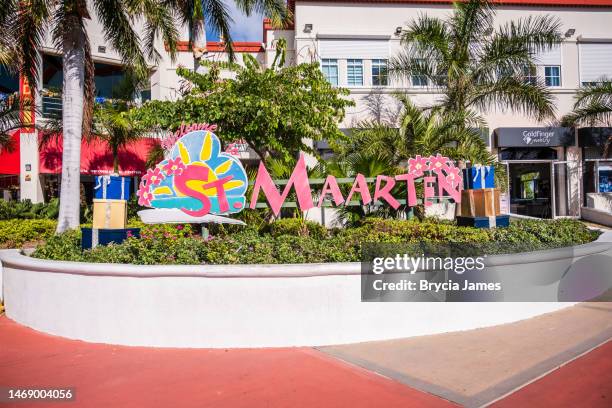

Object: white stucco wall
[2,232,612,348]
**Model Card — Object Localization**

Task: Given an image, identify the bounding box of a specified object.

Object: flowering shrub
[30,218,601,265]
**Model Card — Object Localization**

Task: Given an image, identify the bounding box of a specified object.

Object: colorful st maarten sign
[137,125,462,223]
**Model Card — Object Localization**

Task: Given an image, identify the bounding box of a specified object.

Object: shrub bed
[0,219,58,248]
[30,218,601,265]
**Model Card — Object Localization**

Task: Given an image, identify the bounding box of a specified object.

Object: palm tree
[334,94,508,214]
[389,0,563,124]
[561,80,612,157]
[339,95,493,167]
[2,0,183,232]
[0,93,30,150]
[562,81,612,126]
[178,0,288,71]
[93,101,146,175]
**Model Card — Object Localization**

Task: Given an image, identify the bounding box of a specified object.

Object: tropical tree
[330,94,508,223]
[2,0,182,232]
[561,80,612,157]
[337,95,493,167]
[92,103,145,175]
[0,93,33,150]
[132,42,353,163]
[389,0,563,124]
[178,0,288,71]
[562,81,612,126]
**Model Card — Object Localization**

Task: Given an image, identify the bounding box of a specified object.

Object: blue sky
[205,3,264,42]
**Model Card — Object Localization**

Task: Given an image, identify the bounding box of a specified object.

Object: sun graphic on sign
[137,130,247,216]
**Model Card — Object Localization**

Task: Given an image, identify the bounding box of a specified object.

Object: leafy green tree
[390,0,563,123]
[1,0,181,232]
[131,45,354,162]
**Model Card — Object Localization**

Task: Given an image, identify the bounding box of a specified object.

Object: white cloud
[205,2,264,42]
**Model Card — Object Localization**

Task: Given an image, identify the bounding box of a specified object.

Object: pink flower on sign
[445,166,462,186]
[137,185,154,206]
[428,154,450,173]
[408,155,429,177]
[163,158,186,176]
[143,167,164,186]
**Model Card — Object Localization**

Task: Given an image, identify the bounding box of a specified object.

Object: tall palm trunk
[112,144,119,174]
[56,27,86,233]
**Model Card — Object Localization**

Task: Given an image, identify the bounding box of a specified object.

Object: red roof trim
[172,41,264,53]
[293,0,612,6]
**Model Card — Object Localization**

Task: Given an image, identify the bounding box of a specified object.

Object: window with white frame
[347,59,364,86]
[321,59,338,86]
[522,65,537,85]
[371,59,388,86]
[579,43,612,86]
[544,66,561,87]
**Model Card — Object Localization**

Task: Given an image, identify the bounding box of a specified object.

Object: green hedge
[30,218,601,265]
[0,199,59,220]
[0,219,58,248]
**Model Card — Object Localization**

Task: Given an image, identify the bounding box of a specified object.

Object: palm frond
[93,0,149,77]
[14,0,50,90]
[561,102,612,127]
[495,15,563,56]
[469,76,556,120]
[573,80,612,109]
[139,0,180,63]
[0,93,28,150]
[202,0,235,61]
[0,0,18,68]
[400,14,450,61]
[450,0,494,60]
[236,0,288,27]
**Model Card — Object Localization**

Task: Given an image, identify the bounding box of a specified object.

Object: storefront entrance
[495,127,579,219]
[507,162,553,218]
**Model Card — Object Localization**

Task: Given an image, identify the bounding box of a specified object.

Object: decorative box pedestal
[81,228,140,249]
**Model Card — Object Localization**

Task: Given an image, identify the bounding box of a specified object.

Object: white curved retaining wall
[1,232,611,348]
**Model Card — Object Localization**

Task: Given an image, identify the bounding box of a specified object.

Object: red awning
[39,134,159,176]
[0,131,21,175]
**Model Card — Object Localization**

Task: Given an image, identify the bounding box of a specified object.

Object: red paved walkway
[0,317,453,408]
[1,315,611,408]
[492,340,612,408]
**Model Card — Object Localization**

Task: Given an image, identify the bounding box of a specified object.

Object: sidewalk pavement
[0,316,453,408]
[0,302,611,407]
[320,302,612,407]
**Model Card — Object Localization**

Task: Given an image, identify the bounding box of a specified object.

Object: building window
[321,59,338,86]
[371,59,388,86]
[522,65,537,85]
[347,59,363,86]
[411,59,428,87]
[544,66,561,87]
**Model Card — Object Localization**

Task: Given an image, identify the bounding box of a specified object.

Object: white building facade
[2,0,612,221]
[265,0,612,220]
